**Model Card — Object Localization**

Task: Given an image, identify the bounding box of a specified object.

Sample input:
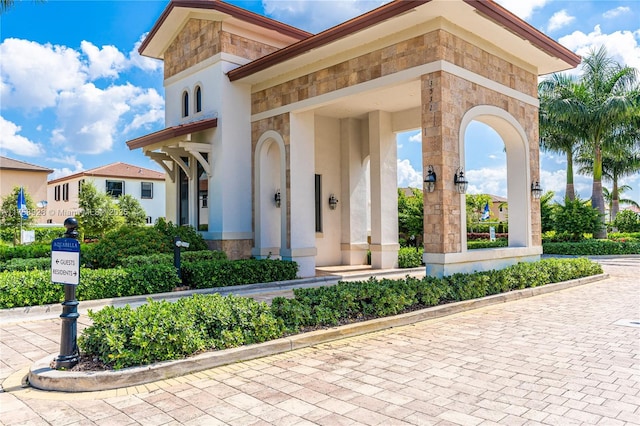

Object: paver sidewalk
[1,258,639,425]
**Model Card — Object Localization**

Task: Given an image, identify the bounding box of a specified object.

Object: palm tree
[540,46,638,238]
[603,186,640,222]
[539,74,584,201]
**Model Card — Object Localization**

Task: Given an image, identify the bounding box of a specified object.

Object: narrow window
[141,182,153,199]
[106,180,124,198]
[182,91,189,117]
[315,174,322,233]
[78,179,84,195]
[195,86,202,113]
[62,183,69,201]
[54,185,61,201]
[146,216,153,224]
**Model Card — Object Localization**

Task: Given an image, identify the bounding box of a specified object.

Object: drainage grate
[613,319,640,328]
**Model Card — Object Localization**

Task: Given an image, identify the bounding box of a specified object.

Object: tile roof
[48,162,164,184]
[0,156,54,173]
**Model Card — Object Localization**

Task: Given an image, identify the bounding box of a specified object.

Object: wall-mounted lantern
[454,167,468,194]
[329,194,339,210]
[531,181,543,199]
[424,165,436,193]
[274,190,281,208]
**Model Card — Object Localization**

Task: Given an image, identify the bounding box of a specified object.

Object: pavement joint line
[8,272,610,398]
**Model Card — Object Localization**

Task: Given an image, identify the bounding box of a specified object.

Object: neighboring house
[127,0,579,277]
[46,163,165,225]
[0,156,53,224]
[489,194,509,223]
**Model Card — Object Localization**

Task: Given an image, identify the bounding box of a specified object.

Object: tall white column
[340,118,369,265]
[283,110,317,277]
[368,111,399,269]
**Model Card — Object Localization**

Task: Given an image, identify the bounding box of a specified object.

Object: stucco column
[421,71,464,276]
[368,110,399,269]
[283,111,317,277]
[340,118,369,265]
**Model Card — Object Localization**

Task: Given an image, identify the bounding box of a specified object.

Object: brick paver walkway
[1,258,638,425]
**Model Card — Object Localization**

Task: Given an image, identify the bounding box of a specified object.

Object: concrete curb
[28,273,608,392]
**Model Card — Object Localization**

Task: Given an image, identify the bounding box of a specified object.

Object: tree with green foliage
[553,197,603,240]
[465,193,492,232]
[539,191,555,233]
[539,46,639,238]
[77,181,123,238]
[0,186,36,244]
[612,210,640,233]
[398,188,423,248]
[118,194,147,226]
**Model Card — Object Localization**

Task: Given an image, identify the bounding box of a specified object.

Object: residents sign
[51,238,80,285]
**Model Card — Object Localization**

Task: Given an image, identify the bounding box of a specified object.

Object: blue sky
[1,0,639,204]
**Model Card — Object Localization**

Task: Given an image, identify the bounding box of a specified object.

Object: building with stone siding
[127,0,580,277]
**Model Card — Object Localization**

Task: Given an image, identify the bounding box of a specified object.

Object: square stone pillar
[282,111,317,277]
[368,110,399,269]
[340,118,369,265]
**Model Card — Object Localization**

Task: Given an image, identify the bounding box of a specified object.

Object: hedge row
[80,294,283,369]
[119,250,227,269]
[543,240,640,255]
[182,259,298,289]
[271,257,603,333]
[467,239,509,249]
[0,257,51,272]
[78,257,602,369]
[0,265,180,309]
[398,247,423,268]
[0,258,299,309]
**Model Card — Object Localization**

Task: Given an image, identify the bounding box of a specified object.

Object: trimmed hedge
[182,259,298,289]
[120,250,227,269]
[272,258,603,333]
[0,243,51,261]
[0,264,180,309]
[543,240,640,255]
[0,257,51,272]
[79,294,284,369]
[467,239,508,249]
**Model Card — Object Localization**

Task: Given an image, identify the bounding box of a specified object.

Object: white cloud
[81,41,127,80]
[128,33,163,72]
[263,0,389,33]
[603,6,631,19]
[48,155,85,180]
[494,0,549,20]
[466,167,507,197]
[397,159,423,189]
[547,10,575,32]
[0,116,45,156]
[540,168,592,202]
[408,131,421,143]
[560,25,640,70]
[0,38,85,110]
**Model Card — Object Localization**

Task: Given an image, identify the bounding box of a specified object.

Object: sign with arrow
[51,238,80,285]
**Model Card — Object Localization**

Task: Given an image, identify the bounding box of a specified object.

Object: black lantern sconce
[454,167,468,194]
[274,190,281,208]
[531,181,543,199]
[329,194,339,210]
[424,165,436,193]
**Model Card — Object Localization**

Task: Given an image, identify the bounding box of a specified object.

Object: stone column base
[341,243,369,265]
[423,246,542,277]
[281,247,317,278]
[251,247,281,260]
[206,238,253,260]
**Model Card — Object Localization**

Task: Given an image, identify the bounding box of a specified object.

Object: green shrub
[182,259,298,289]
[612,210,640,233]
[154,218,208,251]
[0,257,50,272]
[608,232,640,242]
[79,294,284,369]
[120,250,227,269]
[0,264,180,309]
[467,239,508,249]
[543,240,640,255]
[553,198,603,240]
[85,226,171,269]
[398,247,423,268]
[0,243,51,261]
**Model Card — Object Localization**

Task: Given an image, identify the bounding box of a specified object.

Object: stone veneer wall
[421,70,541,254]
[207,239,253,260]
[251,29,537,114]
[164,19,280,79]
[251,114,291,249]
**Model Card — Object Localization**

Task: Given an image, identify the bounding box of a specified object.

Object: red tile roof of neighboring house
[48,162,164,184]
[0,156,53,173]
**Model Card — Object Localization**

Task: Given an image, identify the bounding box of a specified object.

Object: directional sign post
[53,218,81,369]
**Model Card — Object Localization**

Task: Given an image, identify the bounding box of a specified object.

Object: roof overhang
[126,118,218,151]
[227,0,580,85]
[139,0,311,60]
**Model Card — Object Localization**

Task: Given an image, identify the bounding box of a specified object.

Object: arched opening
[254,131,287,259]
[195,86,202,113]
[182,91,189,117]
[460,106,532,249]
